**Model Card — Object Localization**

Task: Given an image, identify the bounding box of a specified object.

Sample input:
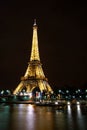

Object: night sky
[0,0,87,91]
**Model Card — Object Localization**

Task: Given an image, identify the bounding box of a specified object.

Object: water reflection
[0,104,87,130]
[67,104,74,130]
[0,104,10,130]
[77,104,81,115]
[76,104,85,130]
[67,104,71,115]
[26,105,36,130]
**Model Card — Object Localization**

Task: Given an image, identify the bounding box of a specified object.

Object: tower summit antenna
[34,19,36,26]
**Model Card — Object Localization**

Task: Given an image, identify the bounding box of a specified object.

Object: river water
[0,103,87,130]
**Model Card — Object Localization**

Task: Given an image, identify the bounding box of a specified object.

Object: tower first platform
[13,20,53,95]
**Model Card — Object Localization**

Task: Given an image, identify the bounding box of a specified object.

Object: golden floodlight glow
[13,20,53,95]
[30,24,40,61]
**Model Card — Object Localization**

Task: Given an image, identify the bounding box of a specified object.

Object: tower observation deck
[13,20,53,94]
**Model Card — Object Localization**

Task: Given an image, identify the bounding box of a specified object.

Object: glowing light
[77,101,80,105]
[67,102,70,105]
[72,96,75,98]
[76,90,78,93]
[59,90,61,93]
[24,92,28,96]
[78,89,80,92]
[66,90,69,93]
[30,22,40,61]
[79,96,82,98]
[55,101,58,105]
[66,96,68,99]
[1,90,4,94]
[29,92,32,98]
[36,91,40,98]
[20,92,23,96]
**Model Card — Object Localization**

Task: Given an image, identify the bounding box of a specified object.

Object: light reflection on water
[67,104,73,130]
[76,104,85,130]
[0,103,87,130]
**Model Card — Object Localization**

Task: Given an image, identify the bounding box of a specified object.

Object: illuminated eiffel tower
[13,20,53,94]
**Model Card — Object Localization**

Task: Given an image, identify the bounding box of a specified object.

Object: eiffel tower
[13,20,53,95]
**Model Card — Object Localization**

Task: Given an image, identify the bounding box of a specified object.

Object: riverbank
[0,98,87,108]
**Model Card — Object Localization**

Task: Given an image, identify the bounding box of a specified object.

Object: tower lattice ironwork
[13,20,53,94]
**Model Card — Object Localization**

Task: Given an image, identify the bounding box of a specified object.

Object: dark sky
[0,0,87,90]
